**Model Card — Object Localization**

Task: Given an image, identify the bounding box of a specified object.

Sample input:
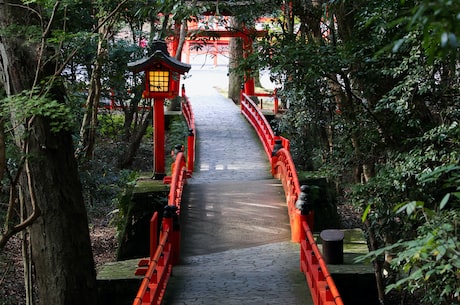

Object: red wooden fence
[181,85,195,174]
[241,93,344,305]
[132,152,187,305]
[132,84,195,305]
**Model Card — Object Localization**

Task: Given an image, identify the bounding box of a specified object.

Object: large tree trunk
[0,1,98,304]
[228,17,243,104]
[23,115,98,305]
[16,115,98,304]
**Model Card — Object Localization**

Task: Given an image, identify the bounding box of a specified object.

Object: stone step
[97,258,142,305]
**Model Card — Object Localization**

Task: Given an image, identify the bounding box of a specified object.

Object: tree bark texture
[23,116,98,305]
[0,1,98,304]
[228,17,243,104]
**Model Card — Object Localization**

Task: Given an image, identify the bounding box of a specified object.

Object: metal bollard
[320,229,344,264]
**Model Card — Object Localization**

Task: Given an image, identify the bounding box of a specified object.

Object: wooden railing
[240,93,344,305]
[132,153,187,305]
[181,85,195,174]
[133,213,173,305]
[271,147,305,242]
[132,84,194,305]
[241,92,276,160]
[301,221,344,305]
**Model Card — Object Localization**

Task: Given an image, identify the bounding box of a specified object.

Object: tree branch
[54,0,129,77]
[0,144,40,251]
[31,1,61,95]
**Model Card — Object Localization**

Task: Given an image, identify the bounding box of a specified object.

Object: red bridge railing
[181,85,196,174]
[133,83,195,305]
[241,93,275,159]
[132,85,195,305]
[132,152,188,305]
[241,93,344,305]
[133,214,173,305]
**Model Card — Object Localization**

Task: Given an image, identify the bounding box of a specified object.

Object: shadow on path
[163,66,312,305]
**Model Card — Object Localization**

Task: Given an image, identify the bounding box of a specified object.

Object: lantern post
[128,41,191,179]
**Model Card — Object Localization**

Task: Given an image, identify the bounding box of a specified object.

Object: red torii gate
[170,28,267,96]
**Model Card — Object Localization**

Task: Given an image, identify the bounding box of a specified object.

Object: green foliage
[0,24,41,43]
[358,204,460,305]
[3,90,75,133]
[165,114,189,175]
[98,113,125,140]
[356,121,459,225]
[403,0,460,61]
[105,39,144,94]
[80,155,139,218]
[355,123,459,303]
[254,1,460,301]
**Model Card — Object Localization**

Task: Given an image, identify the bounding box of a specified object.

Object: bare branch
[0,146,40,251]
[32,0,61,95]
[0,1,42,21]
[54,0,130,77]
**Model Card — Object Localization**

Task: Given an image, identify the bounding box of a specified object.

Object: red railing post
[181,86,196,174]
[271,135,283,174]
[273,88,279,114]
[293,185,314,242]
[162,206,174,239]
[187,128,195,173]
[163,205,180,264]
[150,212,159,261]
[292,211,304,243]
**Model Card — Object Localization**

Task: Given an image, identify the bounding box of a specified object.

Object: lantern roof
[128,40,191,74]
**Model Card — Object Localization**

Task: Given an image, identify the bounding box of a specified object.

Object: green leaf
[361,204,371,222]
[393,38,405,52]
[405,201,417,215]
[439,193,450,210]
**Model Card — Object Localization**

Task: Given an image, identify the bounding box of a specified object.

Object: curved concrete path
[163,66,312,305]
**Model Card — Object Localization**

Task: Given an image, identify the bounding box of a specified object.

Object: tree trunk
[0,1,98,304]
[118,109,152,168]
[76,19,113,160]
[23,115,98,305]
[228,17,243,104]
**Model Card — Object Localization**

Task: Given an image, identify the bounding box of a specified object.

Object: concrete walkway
[162,66,313,305]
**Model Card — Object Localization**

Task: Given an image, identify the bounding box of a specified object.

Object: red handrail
[301,221,344,305]
[181,85,196,174]
[132,155,188,305]
[272,147,304,242]
[168,152,187,209]
[240,93,344,305]
[132,85,194,305]
[133,222,172,305]
[241,93,275,160]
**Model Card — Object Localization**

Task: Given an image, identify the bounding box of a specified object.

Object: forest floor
[0,220,118,305]
[0,143,148,305]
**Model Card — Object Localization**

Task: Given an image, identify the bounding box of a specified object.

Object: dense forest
[0,0,459,305]
[254,2,459,304]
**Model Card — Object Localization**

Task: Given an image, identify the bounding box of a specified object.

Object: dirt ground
[0,219,117,305]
